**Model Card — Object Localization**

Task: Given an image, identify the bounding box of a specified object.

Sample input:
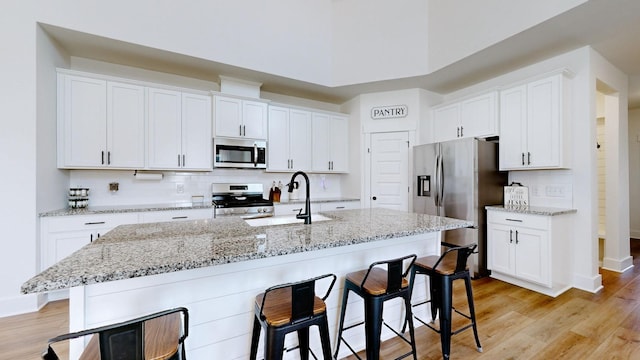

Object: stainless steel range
[211,183,274,218]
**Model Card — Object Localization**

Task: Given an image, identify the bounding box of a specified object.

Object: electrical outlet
[109,182,119,192]
[176,183,184,194]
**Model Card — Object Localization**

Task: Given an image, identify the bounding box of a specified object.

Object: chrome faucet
[287,171,311,224]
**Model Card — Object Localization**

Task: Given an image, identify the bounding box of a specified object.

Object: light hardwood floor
[2,240,639,360]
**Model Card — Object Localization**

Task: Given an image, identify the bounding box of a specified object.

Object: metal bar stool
[250,273,337,360]
[42,307,189,360]
[407,242,482,359]
[334,254,418,360]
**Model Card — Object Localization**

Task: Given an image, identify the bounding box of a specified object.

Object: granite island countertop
[22,208,472,294]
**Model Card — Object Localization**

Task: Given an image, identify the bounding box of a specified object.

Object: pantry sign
[371,105,408,119]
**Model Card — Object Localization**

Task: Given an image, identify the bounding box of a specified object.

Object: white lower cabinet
[139,208,213,223]
[318,201,360,212]
[487,209,572,297]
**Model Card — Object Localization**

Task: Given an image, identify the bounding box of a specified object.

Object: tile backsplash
[508,169,573,208]
[68,169,344,207]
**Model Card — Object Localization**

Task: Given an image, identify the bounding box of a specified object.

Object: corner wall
[629,109,640,238]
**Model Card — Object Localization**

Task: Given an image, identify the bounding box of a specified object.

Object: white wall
[426,0,587,72]
[331,0,429,85]
[0,1,39,315]
[629,109,640,238]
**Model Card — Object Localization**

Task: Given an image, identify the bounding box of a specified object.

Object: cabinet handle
[84,221,106,225]
[527,152,531,165]
[101,151,105,165]
[521,153,525,165]
[506,218,523,222]
[239,125,243,136]
[107,151,111,165]
[336,206,345,209]
[182,154,186,167]
[460,126,464,137]
[178,154,181,167]
[90,233,93,242]
[509,229,513,243]
[243,125,246,136]
[172,216,188,220]
[457,127,460,137]
[515,230,519,244]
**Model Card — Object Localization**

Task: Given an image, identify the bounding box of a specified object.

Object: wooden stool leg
[250,316,261,360]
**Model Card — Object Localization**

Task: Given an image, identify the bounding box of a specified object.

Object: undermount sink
[245,214,333,227]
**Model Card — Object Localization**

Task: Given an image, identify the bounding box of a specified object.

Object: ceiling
[42,1,640,107]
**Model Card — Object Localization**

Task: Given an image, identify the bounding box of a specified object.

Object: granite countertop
[40,202,213,217]
[39,198,360,217]
[22,208,472,294]
[485,205,577,216]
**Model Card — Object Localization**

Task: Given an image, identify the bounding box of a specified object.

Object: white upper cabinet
[214,95,268,139]
[58,73,145,169]
[312,113,349,172]
[431,90,498,143]
[499,73,570,170]
[267,106,312,172]
[148,88,212,171]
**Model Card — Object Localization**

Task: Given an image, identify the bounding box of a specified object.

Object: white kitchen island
[23,208,472,359]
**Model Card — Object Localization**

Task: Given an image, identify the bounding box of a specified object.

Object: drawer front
[47,213,139,232]
[487,210,548,230]
[319,201,360,212]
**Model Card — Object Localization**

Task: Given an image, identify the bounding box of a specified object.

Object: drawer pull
[506,218,523,222]
[84,221,106,225]
[172,216,188,220]
[335,206,345,209]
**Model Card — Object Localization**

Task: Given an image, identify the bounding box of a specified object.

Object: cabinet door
[214,96,243,138]
[432,103,460,143]
[527,75,561,168]
[487,223,516,276]
[59,75,107,167]
[311,113,330,172]
[267,106,291,171]
[148,88,183,169]
[513,226,550,286]
[242,100,268,139]
[289,109,312,171]
[329,115,349,172]
[107,82,145,168]
[499,84,527,170]
[181,93,212,170]
[460,91,497,139]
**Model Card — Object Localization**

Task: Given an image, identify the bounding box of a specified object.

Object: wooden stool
[408,242,482,359]
[42,307,189,360]
[334,255,418,360]
[250,273,336,360]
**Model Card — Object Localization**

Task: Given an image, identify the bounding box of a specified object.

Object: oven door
[214,139,266,169]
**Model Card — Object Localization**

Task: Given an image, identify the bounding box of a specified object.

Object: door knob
[372,196,377,200]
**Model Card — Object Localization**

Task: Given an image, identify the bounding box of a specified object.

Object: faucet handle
[293,208,303,215]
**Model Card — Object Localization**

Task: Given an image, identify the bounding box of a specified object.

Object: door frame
[363,130,416,211]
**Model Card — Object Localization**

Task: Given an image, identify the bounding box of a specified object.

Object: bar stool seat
[408,242,482,359]
[250,273,336,360]
[334,254,418,360]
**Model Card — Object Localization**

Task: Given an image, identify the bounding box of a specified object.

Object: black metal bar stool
[334,254,418,360]
[250,273,336,360]
[42,307,189,360]
[407,242,482,359]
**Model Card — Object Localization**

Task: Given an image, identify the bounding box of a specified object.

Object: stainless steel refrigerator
[413,137,507,277]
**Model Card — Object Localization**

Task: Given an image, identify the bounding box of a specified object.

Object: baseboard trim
[602,256,634,273]
[0,293,44,318]
[572,273,603,293]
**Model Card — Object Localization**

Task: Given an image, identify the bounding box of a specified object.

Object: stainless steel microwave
[214,138,267,169]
